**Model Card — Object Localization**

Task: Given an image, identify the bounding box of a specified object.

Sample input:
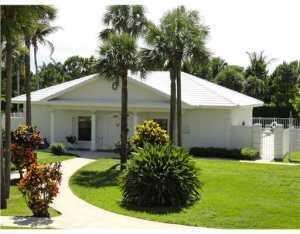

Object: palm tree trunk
[169,67,177,144]
[33,45,39,89]
[120,70,128,170]
[176,63,182,146]
[16,65,20,112]
[25,37,31,126]
[4,39,13,200]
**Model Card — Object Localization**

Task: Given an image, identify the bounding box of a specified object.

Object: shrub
[11,125,42,149]
[240,147,259,160]
[11,145,37,177]
[120,144,200,208]
[189,147,259,160]
[50,143,65,155]
[11,125,42,178]
[18,163,62,217]
[130,120,169,149]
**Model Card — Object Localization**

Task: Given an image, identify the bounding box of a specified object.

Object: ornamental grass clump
[130,120,169,149]
[18,163,62,217]
[11,125,42,178]
[120,144,200,208]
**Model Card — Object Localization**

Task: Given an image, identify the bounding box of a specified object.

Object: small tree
[18,163,62,217]
[11,125,42,178]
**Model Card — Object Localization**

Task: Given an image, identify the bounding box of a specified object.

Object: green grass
[36,150,75,164]
[283,151,300,163]
[70,158,300,229]
[2,150,74,217]
[0,185,60,217]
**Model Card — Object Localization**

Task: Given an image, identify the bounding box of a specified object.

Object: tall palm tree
[1,5,18,208]
[143,6,209,145]
[22,5,57,125]
[98,33,143,169]
[31,23,60,89]
[1,5,57,209]
[99,5,147,169]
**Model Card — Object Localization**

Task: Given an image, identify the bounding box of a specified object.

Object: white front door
[103,114,120,149]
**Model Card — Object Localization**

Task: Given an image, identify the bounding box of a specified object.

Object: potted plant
[65,135,77,150]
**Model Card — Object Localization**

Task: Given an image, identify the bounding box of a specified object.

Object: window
[78,116,91,141]
[154,118,168,131]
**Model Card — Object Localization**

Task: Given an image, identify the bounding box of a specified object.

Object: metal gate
[261,128,274,161]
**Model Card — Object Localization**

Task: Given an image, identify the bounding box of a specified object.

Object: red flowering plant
[11,125,42,178]
[18,162,62,217]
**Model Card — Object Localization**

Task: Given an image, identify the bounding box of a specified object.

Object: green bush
[189,147,259,160]
[120,144,200,208]
[49,143,66,155]
[130,120,169,149]
[240,147,259,160]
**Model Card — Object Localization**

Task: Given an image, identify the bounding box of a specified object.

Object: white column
[133,113,138,133]
[50,111,55,144]
[91,113,96,151]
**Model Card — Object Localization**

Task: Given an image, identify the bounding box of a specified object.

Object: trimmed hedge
[189,147,259,160]
[253,106,298,118]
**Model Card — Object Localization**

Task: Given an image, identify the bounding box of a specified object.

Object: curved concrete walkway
[0,158,202,230]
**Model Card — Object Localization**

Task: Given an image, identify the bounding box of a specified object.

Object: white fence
[1,113,25,130]
[253,117,300,128]
[231,124,300,161]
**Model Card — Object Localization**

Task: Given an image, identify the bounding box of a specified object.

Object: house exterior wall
[182,108,232,149]
[231,107,253,126]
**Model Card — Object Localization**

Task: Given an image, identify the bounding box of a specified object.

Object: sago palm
[143,6,209,145]
[98,33,143,169]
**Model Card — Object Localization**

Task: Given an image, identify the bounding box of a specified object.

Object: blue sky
[26,0,300,72]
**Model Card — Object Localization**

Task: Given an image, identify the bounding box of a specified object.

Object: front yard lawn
[70,158,300,229]
[37,150,76,164]
[283,151,300,163]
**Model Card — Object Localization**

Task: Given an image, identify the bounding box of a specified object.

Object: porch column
[50,111,55,144]
[91,113,96,151]
[133,113,138,133]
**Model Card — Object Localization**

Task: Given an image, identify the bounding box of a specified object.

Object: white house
[12,71,263,151]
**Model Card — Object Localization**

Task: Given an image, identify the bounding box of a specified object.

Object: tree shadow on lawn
[72,164,121,188]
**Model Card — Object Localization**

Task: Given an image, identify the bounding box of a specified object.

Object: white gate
[261,128,274,161]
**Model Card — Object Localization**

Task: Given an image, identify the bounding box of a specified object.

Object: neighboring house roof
[12,71,264,108]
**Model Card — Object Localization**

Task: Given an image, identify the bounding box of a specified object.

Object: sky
[24,0,300,72]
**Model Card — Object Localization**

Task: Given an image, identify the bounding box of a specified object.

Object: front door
[103,114,120,149]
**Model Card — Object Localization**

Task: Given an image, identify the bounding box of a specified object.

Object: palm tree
[143,6,209,145]
[22,5,57,125]
[99,5,147,169]
[98,33,143,169]
[99,5,147,40]
[1,5,57,209]
[1,5,18,208]
[31,23,60,89]
[245,51,273,80]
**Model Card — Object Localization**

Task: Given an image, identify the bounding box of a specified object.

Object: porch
[48,109,169,151]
